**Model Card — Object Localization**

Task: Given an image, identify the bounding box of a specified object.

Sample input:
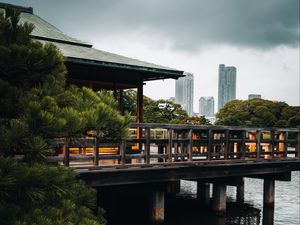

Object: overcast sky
[6,0,300,112]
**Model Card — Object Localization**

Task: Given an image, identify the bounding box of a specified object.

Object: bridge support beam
[236,179,245,204]
[263,179,275,208]
[197,182,210,206]
[150,190,165,225]
[263,179,275,225]
[212,184,227,216]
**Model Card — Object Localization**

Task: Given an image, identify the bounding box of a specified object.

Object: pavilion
[0,3,184,123]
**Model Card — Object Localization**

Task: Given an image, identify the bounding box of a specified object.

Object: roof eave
[65,57,185,80]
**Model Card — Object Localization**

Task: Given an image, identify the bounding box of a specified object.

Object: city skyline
[6,0,299,109]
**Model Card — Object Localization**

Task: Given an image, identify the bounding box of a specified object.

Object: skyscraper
[199,96,215,117]
[175,72,194,115]
[218,64,236,110]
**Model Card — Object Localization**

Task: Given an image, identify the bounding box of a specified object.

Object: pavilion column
[137,83,143,123]
[137,83,143,150]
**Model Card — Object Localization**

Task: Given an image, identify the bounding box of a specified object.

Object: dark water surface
[99,171,299,225]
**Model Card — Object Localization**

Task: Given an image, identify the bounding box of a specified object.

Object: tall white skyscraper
[199,96,215,117]
[175,72,194,115]
[218,64,236,110]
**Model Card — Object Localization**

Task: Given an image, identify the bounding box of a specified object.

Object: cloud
[7,0,300,52]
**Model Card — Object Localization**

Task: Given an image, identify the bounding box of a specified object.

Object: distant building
[199,96,215,117]
[168,97,175,102]
[218,64,236,110]
[175,72,194,115]
[248,94,261,100]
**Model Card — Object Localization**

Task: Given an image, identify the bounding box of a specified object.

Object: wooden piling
[150,191,165,225]
[263,179,275,208]
[197,182,210,206]
[212,183,227,215]
[236,179,245,204]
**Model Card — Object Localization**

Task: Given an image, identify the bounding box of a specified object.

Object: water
[99,171,300,225]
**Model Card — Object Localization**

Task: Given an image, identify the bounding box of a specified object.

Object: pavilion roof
[0,4,184,82]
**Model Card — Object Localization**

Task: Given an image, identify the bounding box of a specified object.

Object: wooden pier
[50,123,300,224]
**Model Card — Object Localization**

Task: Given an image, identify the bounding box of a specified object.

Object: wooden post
[166,181,180,195]
[297,129,300,159]
[119,89,124,115]
[224,130,229,160]
[150,191,165,225]
[158,145,164,163]
[212,183,227,216]
[188,129,193,162]
[263,206,274,225]
[270,130,275,159]
[63,138,70,166]
[93,136,99,166]
[166,129,173,163]
[197,182,210,206]
[241,130,246,159]
[236,179,245,204]
[256,130,261,159]
[145,127,151,164]
[120,140,126,165]
[136,84,143,151]
[208,129,212,160]
[263,179,275,209]
[284,131,288,158]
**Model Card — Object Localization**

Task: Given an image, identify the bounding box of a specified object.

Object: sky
[5,0,300,112]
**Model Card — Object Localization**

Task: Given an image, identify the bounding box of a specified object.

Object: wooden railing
[50,124,300,168]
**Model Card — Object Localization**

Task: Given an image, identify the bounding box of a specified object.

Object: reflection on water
[99,172,299,225]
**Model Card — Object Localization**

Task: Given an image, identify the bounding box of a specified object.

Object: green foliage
[123,90,191,124]
[0,159,106,225]
[216,99,300,127]
[180,116,211,125]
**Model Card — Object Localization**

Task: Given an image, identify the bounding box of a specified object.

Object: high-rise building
[248,94,261,100]
[199,96,215,117]
[175,72,194,115]
[218,64,236,110]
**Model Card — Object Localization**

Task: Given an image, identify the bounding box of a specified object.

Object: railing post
[63,137,70,166]
[297,129,300,159]
[120,140,126,165]
[145,127,151,164]
[256,130,261,159]
[166,129,173,163]
[224,129,229,160]
[93,136,99,166]
[270,130,275,159]
[207,129,212,160]
[188,129,193,162]
[241,130,246,159]
[284,131,288,158]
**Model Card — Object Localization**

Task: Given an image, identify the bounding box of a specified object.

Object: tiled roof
[0,4,183,76]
